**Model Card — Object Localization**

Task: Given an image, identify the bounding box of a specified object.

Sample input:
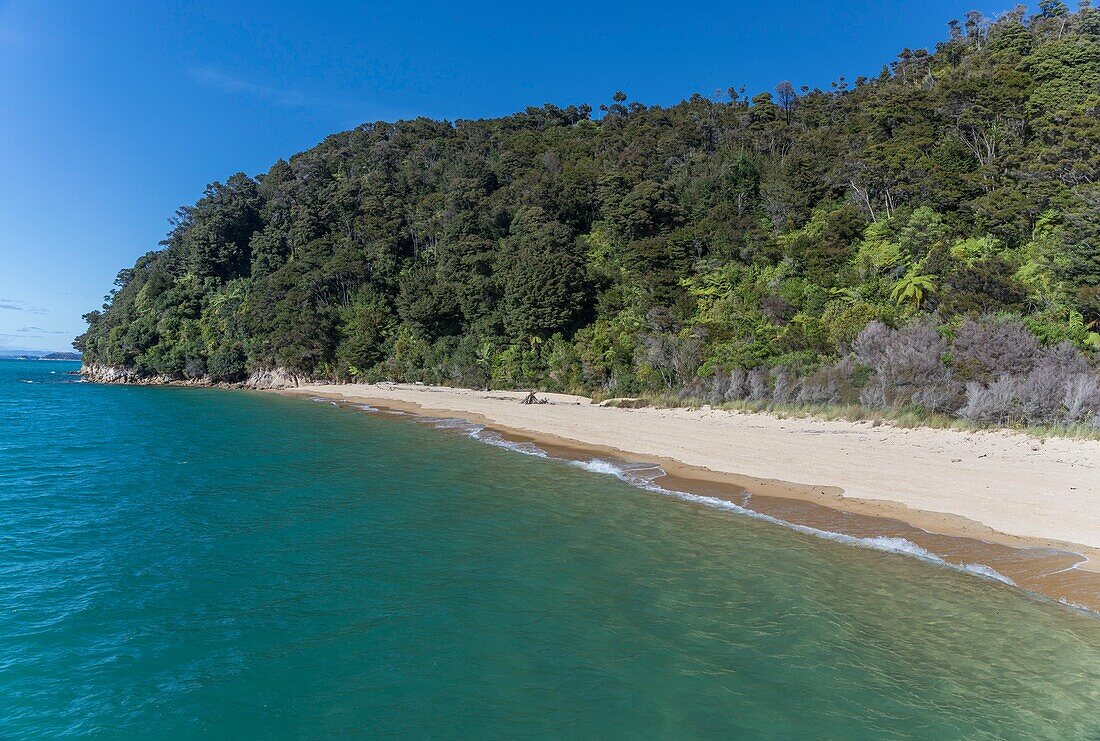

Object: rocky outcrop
[80,363,302,389]
[80,363,169,385]
[243,368,302,389]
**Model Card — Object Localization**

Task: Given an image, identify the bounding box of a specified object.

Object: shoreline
[279,383,1100,613]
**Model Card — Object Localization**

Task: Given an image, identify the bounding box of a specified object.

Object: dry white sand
[284,383,1100,561]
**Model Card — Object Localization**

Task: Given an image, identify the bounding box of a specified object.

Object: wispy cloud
[18,326,65,334]
[188,67,307,107]
[0,331,71,353]
[0,299,47,314]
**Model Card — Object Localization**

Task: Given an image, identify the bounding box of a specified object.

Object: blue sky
[0,0,993,352]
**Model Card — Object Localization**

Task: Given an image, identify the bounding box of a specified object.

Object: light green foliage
[853,220,905,276]
[949,235,1000,264]
[891,271,938,310]
[898,207,949,262]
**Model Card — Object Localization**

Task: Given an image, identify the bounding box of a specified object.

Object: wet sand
[279,383,1100,613]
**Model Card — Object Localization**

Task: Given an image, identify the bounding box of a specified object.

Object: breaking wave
[509,444,1016,587]
[342,399,1018,588]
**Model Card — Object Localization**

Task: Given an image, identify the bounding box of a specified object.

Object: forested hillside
[80,4,1100,427]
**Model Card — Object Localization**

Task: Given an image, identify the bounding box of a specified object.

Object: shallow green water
[1,359,1099,738]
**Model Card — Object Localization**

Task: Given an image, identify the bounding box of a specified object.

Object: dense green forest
[80,4,1100,427]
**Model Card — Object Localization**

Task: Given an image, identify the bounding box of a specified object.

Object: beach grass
[589,393,1100,441]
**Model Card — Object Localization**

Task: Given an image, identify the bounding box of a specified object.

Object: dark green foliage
[208,344,247,382]
[80,8,1100,402]
[780,203,866,285]
[500,207,591,339]
[938,257,1028,315]
[336,288,393,376]
[170,174,264,280]
[395,264,463,340]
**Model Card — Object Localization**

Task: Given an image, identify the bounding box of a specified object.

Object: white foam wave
[428,417,482,432]
[571,458,665,486]
[480,440,1017,586]
[960,563,1017,584]
[333,399,1018,590]
[1057,598,1100,616]
[421,418,549,457]
[576,458,627,477]
[665,489,1016,586]
[469,429,548,457]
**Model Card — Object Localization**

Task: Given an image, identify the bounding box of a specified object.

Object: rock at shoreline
[80,363,302,389]
[244,368,302,389]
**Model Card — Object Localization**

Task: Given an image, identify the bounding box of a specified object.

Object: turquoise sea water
[2,358,1100,738]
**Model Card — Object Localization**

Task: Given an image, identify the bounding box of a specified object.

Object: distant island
[1,352,82,361]
[78,5,1100,432]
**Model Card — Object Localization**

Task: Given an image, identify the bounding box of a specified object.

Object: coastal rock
[80,362,207,385]
[80,363,301,389]
[80,363,161,384]
[243,368,301,389]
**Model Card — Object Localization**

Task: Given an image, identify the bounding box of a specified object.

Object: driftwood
[596,397,649,409]
[520,391,549,405]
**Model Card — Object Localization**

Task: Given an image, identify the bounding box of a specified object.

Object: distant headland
[1,352,81,361]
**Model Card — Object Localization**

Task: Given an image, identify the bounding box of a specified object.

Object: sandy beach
[281,382,1100,610]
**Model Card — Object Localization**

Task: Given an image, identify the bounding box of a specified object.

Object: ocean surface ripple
[2,359,1099,738]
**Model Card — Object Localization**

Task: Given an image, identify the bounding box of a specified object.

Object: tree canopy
[79,6,1100,419]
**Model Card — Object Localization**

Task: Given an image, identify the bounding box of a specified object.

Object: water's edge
[302,393,1100,618]
[79,369,1100,616]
